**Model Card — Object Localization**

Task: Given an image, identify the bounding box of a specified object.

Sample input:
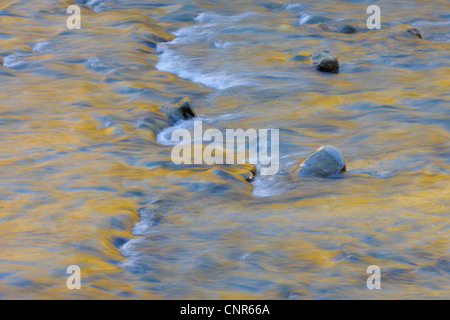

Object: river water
[0,0,449,299]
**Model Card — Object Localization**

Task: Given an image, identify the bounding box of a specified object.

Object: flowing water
[0,0,449,299]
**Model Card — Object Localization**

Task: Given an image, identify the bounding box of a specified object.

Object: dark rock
[177,97,197,119]
[389,24,423,40]
[309,22,363,34]
[405,27,422,39]
[340,24,357,34]
[310,49,339,73]
[159,97,197,123]
[239,163,256,182]
[211,163,256,185]
[294,145,346,177]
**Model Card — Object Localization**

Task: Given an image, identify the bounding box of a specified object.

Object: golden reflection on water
[0,0,449,299]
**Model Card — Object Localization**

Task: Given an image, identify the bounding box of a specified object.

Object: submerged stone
[292,54,309,61]
[340,24,357,34]
[405,27,422,39]
[390,24,423,40]
[318,22,329,31]
[310,49,339,73]
[309,22,363,34]
[142,30,175,47]
[294,145,346,177]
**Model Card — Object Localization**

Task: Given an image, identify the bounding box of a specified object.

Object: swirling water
[0,0,449,299]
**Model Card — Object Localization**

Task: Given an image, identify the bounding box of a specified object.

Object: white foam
[87,56,107,71]
[86,0,106,11]
[156,117,210,146]
[213,40,234,49]
[32,41,50,53]
[194,11,257,24]
[155,12,260,90]
[284,3,306,11]
[298,13,313,26]
[3,53,30,68]
[252,175,288,197]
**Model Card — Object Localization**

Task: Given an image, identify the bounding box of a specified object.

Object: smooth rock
[405,27,422,39]
[318,22,329,31]
[144,31,175,45]
[340,24,357,34]
[310,49,339,73]
[389,24,423,40]
[292,54,309,61]
[309,22,363,34]
[294,145,346,177]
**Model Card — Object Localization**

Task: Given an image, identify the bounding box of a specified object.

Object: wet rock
[310,49,339,73]
[238,163,256,182]
[412,21,449,42]
[305,23,329,33]
[159,97,197,123]
[177,97,197,119]
[389,24,423,40]
[340,24,357,34]
[294,145,346,177]
[309,22,362,34]
[306,22,330,31]
[318,22,329,31]
[143,31,175,45]
[405,27,422,39]
[134,25,175,48]
[212,163,256,183]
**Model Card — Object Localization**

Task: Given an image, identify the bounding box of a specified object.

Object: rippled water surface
[0,0,449,299]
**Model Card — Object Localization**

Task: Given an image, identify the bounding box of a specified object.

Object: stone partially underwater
[135,97,197,139]
[310,49,339,73]
[389,24,423,40]
[132,23,175,48]
[293,145,346,178]
[211,163,256,183]
[157,99,346,182]
[310,22,361,34]
[159,97,197,123]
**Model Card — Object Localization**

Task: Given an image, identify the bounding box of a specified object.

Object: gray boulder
[310,49,339,73]
[294,145,346,177]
